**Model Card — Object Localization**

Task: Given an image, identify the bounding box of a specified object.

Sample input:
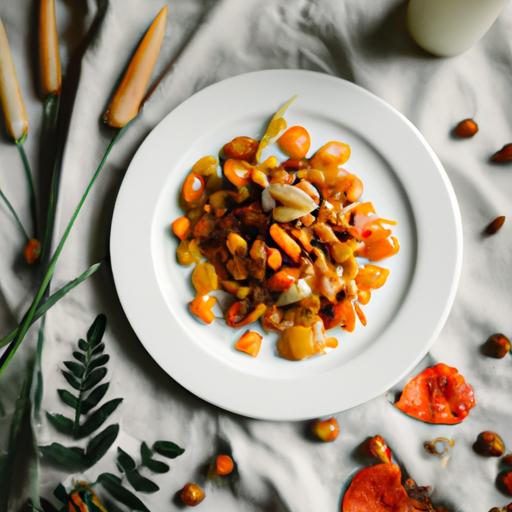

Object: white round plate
[111,70,462,421]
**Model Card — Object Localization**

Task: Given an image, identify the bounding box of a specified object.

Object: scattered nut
[368,435,392,464]
[498,471,512,496]
[485,216,506,235]
[503,454,512,467]
[311,417,340,442]
[179,482,205,507]
[454,118,478,138]
[491,143,512,163]
[474,431,506,457]
[483,334,511,359]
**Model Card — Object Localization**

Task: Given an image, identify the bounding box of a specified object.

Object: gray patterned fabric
[1,1,511,510]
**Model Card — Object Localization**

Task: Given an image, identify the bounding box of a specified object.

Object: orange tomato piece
[269,224,301,262]
[310,140,351,169]
[358,236,399,261]
[357,289,371,305]
[267,267,300,292]
[171,216,190,240]
[222,136,258,161]
[235,330,262,357]
[215,454,235,476]
[356,265,390,291]
[320,299,356,331]
[189,295,217,324]
[223,159,252,188]
[182,172,205,202]
[395,363,476,424]
[277,126,311,159]
[342,464,410,512]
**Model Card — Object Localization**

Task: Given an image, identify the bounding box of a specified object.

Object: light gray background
[1,1,511,510]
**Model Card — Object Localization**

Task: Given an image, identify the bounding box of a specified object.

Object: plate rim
[110,69,463,421]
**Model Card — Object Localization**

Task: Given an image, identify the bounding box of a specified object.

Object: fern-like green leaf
[53,483,69,504]
[87,314,106,347]
[46,413,74,435]
[153,440,185,459]
[63,361,85,379]
[83,367,107,391]
[88,354,109,372]
[85,424,119,467]
[57,389,78,409]
[39,443,85,471]
[76,398,122,438]
[91,343,105,355]
[97,473,149,512]
[61,370,80,390]
[81,382,109,414]
[78,339,88,351]
[125,470,159,494]
[73,351,85,363]
[140,442,169,473]
[117,447,136,472]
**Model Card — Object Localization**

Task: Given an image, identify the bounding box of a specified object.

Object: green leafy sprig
[39,315,121,471]
[37,315,186,512]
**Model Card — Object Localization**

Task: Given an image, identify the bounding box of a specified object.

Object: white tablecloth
[1,1,512,510]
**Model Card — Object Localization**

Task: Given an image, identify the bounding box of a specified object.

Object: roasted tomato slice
[342,464,410,512]
[395,363,476,424]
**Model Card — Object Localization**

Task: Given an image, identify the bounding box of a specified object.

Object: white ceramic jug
[407,0,508,57]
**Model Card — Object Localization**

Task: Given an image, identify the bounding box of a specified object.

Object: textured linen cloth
[1,0,512,510]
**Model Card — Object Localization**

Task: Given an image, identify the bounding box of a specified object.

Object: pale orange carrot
[182,172,205,203]
[104,6,168,128]
[266,247,282,270]
[267,268,300,292]
[171,216,190,240]
[39,0,61,96]
[235,330,262,357]
[0,18,29,140]
[189,295,216,324]
[269,224,301,262]
[223,159,251,188]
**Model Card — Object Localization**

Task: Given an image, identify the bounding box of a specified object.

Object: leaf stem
[33,93,62,418]
[0,127,125,376]
[16,140,38,238]
[0,261,103,349]
[0,187,30,240]
[40,94,61,264]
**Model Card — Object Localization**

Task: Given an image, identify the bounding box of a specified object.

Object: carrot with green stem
[0,18,38,239]
[0,6,169,376]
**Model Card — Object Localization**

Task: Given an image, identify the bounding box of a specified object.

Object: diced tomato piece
[222,136,258,161]
[395,363,476,424]
[320,299,356,331]
[342,464,410,512]
[235,330,262,357]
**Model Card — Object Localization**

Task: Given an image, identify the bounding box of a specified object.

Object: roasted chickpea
[454,118,478,138]
[473,431,505,457]
[368,435,392,463]
[483,334,511,359]
[312,417,340,442]
[179,482,205,507]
